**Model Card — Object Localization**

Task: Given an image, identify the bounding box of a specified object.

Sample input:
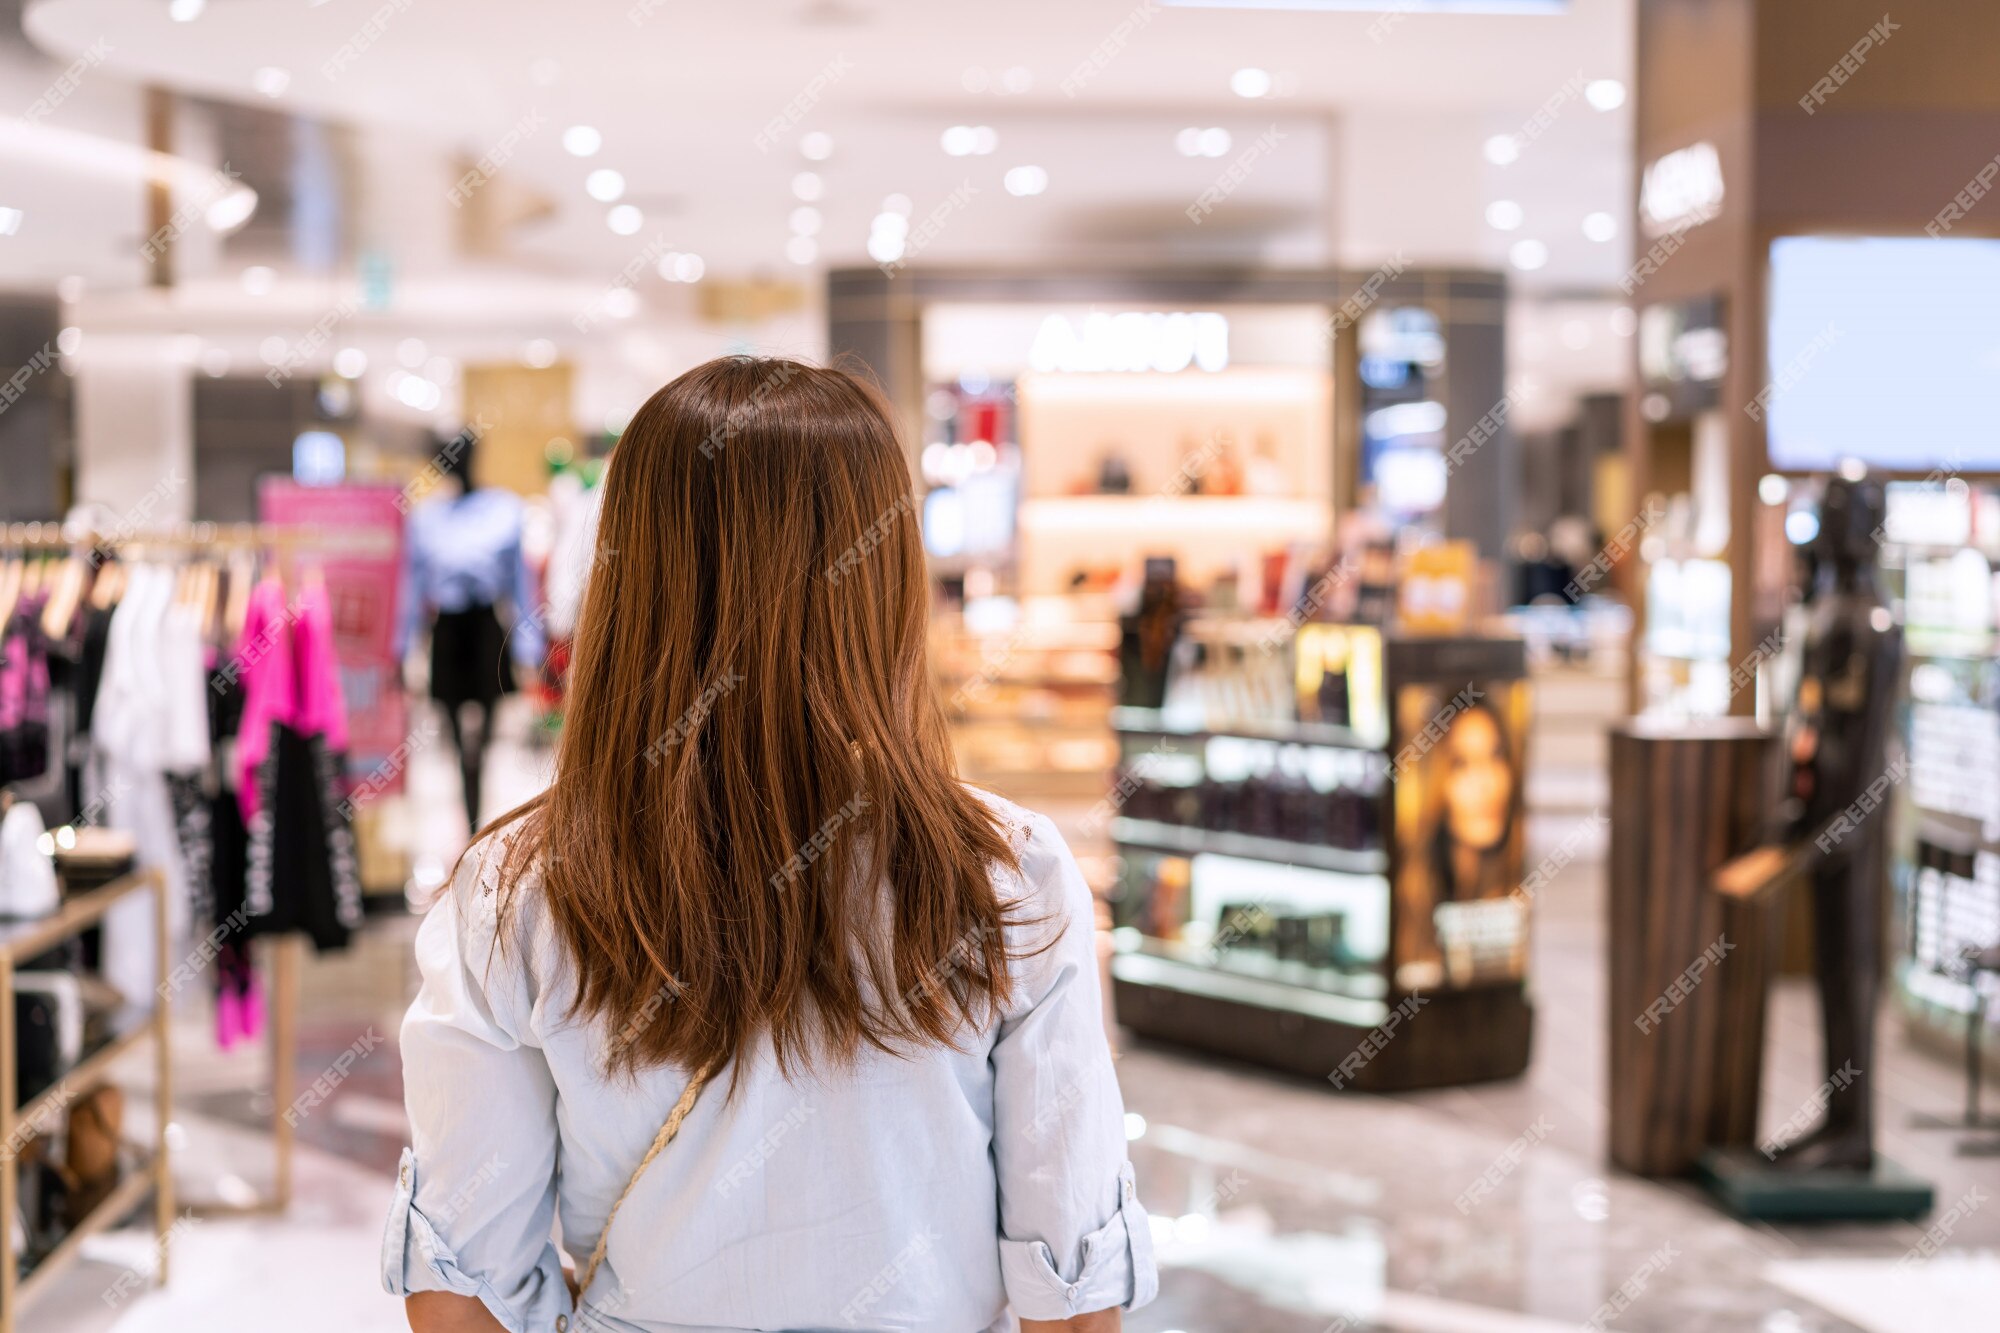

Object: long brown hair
[477,356,1024,1081]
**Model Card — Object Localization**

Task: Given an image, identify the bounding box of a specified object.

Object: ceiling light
[1198,128,1232,157]
[786,235,818,265]
[672,253,704,282]
[1610,306,1637,337]
[1758,474,1788,505]
[602,288,639,319]
[563,125,602,157]
[397,338,428,368]
[943,125,998,156]
[523,339,558,369]
[258,335,289,366]
[1582,211,1617,242]
[1585,79,1627,112]
[252,67,291,98]
[168,0,205,21]
[241,265,275,295]
[586,169,626,202]
[1004,165,1048,197]
[200,346,232,377]
[0,207,21,237]
[1508,238,1549,271]
[792,171,823,202]
[56,326,81,356]
[394,375,442,412]
[1485,200,1523,231]
[790,206,822,235]
[204,185,257,233]
[607,204,643,234]
[333,347,367,378]
[871,212,908,240]
[1484,134,1521,166]
[868,232,905,264]
[799,131,833,161]
[1230,67,1273,98]
[880,193,912,217]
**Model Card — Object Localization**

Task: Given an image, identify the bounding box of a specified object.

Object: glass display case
[1106,624,1534,1089]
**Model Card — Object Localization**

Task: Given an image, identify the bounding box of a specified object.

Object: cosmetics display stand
[1107,627,1533,1090]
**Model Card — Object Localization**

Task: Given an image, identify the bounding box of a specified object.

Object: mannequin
[1716,473,1904,1171]
[396,431,543,832]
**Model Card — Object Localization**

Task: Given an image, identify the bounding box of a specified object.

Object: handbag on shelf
[0,795,60,919]
[63,1085,124,1228]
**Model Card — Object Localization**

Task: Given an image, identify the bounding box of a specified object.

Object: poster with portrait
[1389,676,1531,992]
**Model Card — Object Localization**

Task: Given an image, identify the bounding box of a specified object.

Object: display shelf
[16,1006,153,1130]
[1110,705,1377,753]
[1124,934,1387,1001]
[0,870,172,1333]
[15,1156,158,1308]
[1110,816,1387,876]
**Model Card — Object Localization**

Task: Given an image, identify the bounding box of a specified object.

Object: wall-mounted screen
[1766,236,2000,473]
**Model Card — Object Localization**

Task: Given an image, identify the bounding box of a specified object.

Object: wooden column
[1608,719,1779,1175]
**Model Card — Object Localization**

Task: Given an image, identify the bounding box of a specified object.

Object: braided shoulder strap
[573,1064,713,1303]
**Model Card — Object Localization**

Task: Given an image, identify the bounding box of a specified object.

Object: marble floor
[22,701,2000,1332]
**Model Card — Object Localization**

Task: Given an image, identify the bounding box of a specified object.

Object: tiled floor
[23,703,2000,1332]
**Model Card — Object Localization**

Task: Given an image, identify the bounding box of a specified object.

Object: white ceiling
[13,0,1634,285]
[2,0,1636,431]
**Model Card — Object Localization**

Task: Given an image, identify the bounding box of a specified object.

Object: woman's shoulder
[430,824,559,977]
[964,785,1091,927]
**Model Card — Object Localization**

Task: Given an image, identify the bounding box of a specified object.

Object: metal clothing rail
[0,520,398,558]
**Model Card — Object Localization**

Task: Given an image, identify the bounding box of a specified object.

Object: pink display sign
[258,479,409,792]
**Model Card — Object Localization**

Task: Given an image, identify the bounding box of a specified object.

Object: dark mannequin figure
[1717,475,1904,1172]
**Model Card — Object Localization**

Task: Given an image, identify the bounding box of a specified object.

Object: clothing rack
[2,519,386,1219]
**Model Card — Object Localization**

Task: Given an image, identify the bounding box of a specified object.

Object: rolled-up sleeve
[383,879,568,1332]
[991,821,1159,1321]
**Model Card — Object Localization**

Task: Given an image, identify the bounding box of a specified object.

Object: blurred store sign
[697,278,808,323]
[1028,311,1229,374]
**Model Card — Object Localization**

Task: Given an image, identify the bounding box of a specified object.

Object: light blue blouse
[382,796,1158,1332]
[394,488,544,667]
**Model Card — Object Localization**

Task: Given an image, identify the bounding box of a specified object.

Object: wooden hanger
[40,554,86,642]
[0,555,22,628]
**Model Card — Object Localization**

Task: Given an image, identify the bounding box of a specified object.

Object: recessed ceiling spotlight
[790,205,823,235]
[602,288,639,319]
[793,171,824,202]
[1485,200,1524,231]
[252,67,291,98]
[1231,67,1273,98]
[1610,305,1637,337]
[799,131,834,161]
[563,125,602,157]
[1582,211,1618,242]
[168,0,205,21]
[1585,79,1627,111]
[1508,238,1549,271]
[1004,165,1048,196]
[672,253,704,282]
[868,231,904,264]
[523,340,557,369]
[586,169,626,202]
[0,207,21,237]
[786,235,818,265]
[1484,134,1520,166]
[607,204,643,235]
[942,125,998,156]
[334,347,367,378]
